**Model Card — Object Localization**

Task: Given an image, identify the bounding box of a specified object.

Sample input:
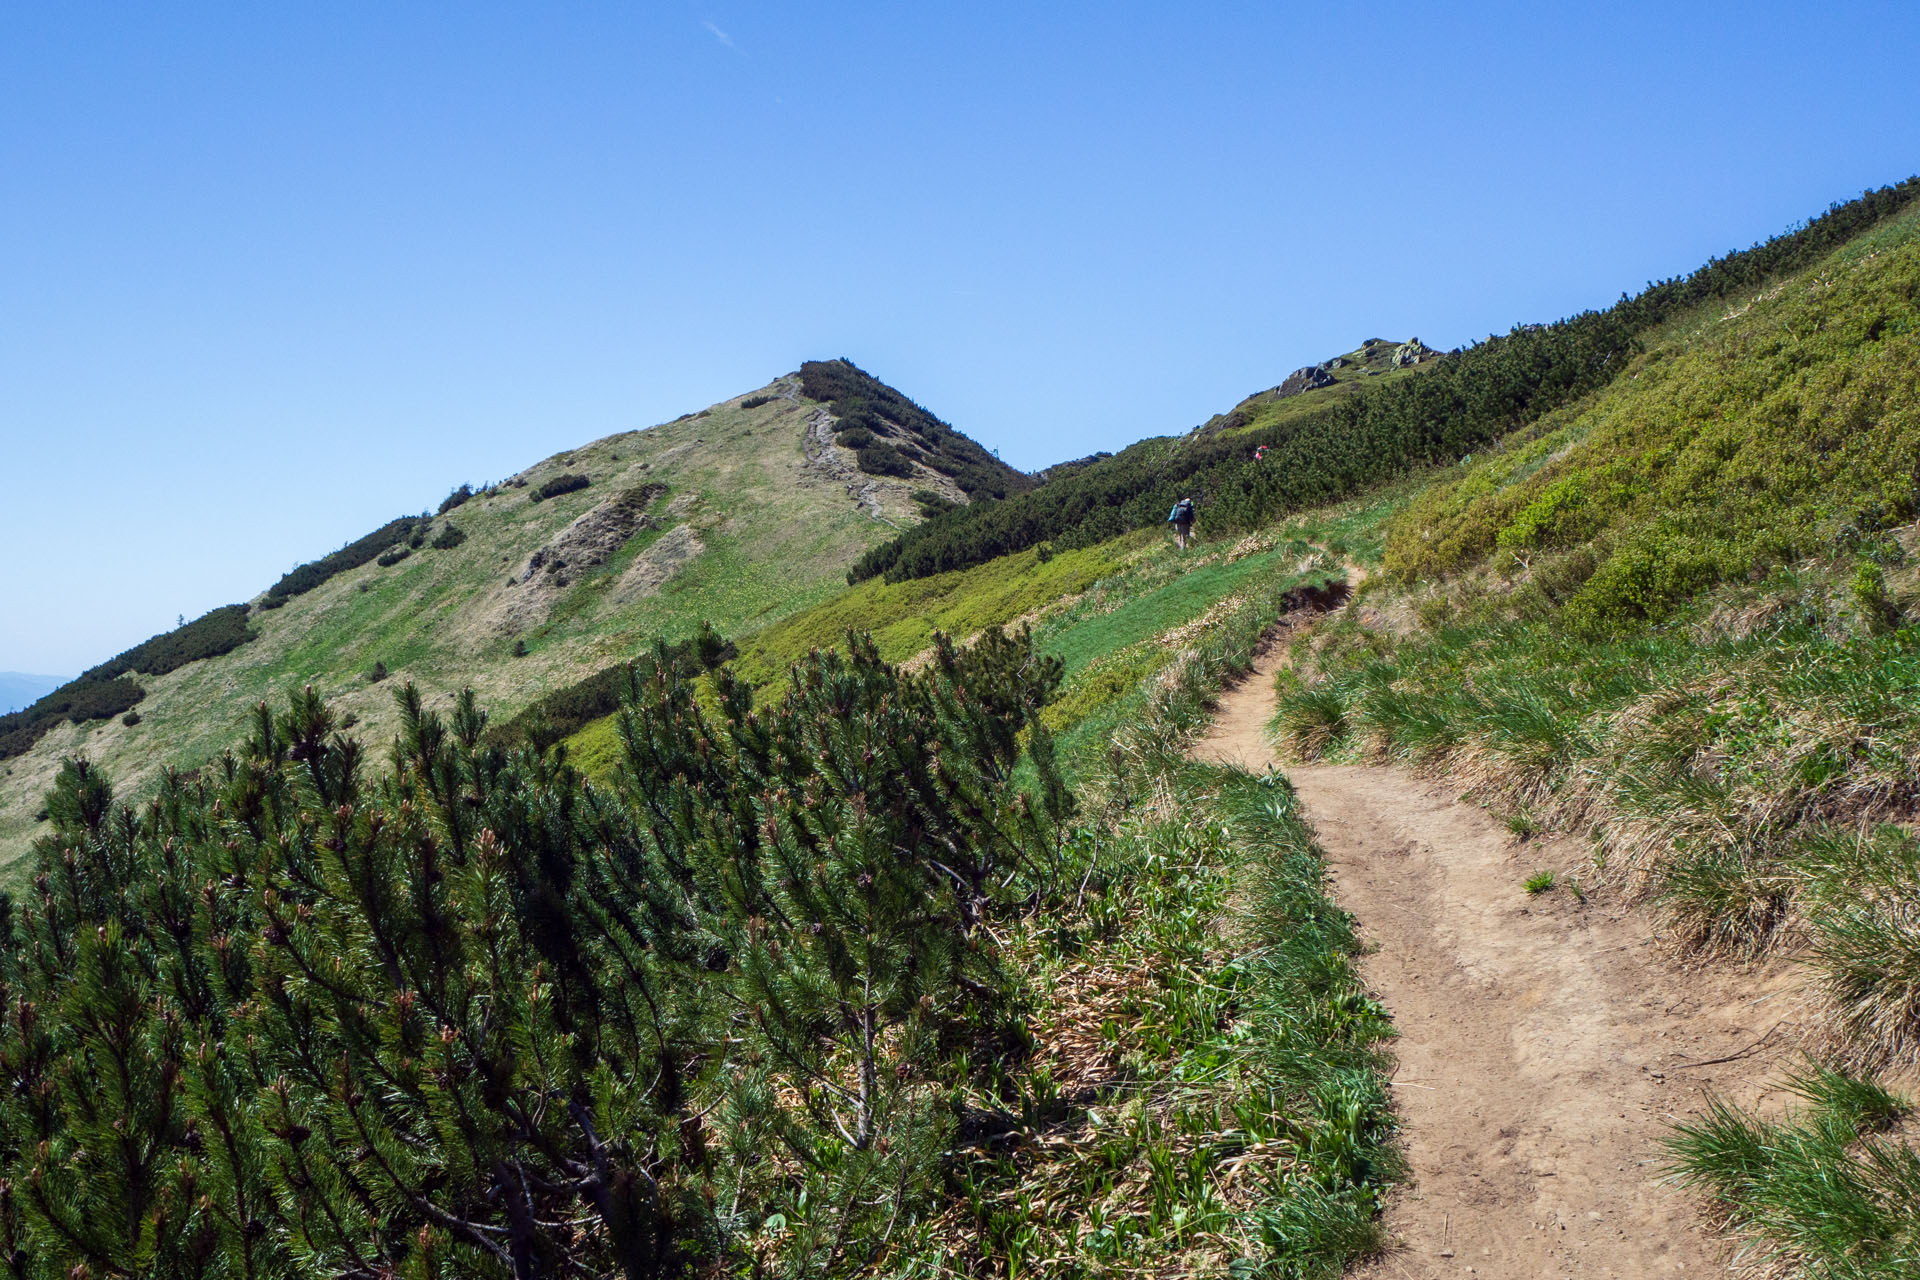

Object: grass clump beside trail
[1276,584,1920,1068]
[1667,1063,1920,1278]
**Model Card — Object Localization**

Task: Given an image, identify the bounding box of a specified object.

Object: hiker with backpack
[1167,496,1196,550]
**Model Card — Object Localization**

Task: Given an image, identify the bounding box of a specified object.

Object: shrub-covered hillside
[0,370,1000,874]
[1387,204,1920,633]
[0,605,257,761]
[1192,336,1442,438]
[850,178,1920,586]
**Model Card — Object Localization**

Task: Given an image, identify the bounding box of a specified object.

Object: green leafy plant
[1852,560,1903,635]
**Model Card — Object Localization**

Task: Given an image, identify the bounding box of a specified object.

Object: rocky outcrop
[487,484,668,633]
[518,484,666,588]
[1275,363,1339,398]
[800,404,965,523]
[1393,337,1437,367]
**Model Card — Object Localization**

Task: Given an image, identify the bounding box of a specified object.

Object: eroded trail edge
[1193,634,1795,1279]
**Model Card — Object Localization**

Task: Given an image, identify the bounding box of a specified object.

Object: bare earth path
[1192,635,1795,1278]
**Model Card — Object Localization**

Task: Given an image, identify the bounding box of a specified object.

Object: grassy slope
[0,377,951,873]
[1387,199,1920,629]
[1267,198,1920,1274]
[565,523,1339,779]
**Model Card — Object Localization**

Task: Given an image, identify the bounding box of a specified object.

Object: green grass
[1523,870,1556,895]
[1038,541,1311,681]
[730,539,1129,686]
[1276,475,1432,570]
[1666,1064,1920,1278]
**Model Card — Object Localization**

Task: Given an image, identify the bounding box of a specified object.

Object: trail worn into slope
[1193,637,1794,1278]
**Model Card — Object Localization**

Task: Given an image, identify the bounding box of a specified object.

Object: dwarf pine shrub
[0,626,1068,1277]
[531,472,591,502]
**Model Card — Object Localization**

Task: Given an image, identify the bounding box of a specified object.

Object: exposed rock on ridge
[517,484,667,587]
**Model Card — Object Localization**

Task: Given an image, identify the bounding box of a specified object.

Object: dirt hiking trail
[1192,629,1796,1278]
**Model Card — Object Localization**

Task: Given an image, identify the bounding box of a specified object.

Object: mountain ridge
[0,366,1021,871]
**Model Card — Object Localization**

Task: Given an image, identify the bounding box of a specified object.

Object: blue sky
[4,2,1917,675]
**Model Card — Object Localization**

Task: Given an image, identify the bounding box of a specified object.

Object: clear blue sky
[4,2,1917,676]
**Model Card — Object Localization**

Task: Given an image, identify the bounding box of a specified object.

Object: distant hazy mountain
[0,673,67,716]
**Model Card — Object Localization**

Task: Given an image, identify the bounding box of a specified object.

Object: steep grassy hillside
[1272,193,1920,1274]
[850,179,1920,585]
[0,371,1015,873]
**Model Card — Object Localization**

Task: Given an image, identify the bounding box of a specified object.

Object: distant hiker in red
[1168,496,1196,550]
